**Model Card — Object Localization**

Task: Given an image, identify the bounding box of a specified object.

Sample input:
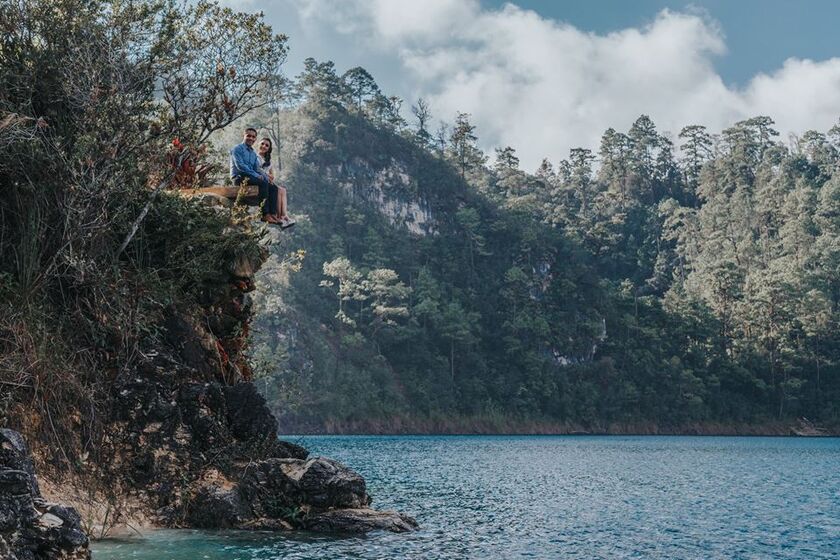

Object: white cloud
[237,0,840,170]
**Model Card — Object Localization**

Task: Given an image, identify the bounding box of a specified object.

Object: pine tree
[342,66,380,113]
[448,112,487,180]
[411,98,433,147]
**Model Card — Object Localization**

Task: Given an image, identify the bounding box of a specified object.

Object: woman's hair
[260,137,272,166]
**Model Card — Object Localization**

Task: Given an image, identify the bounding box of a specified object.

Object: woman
[257,137,295,229]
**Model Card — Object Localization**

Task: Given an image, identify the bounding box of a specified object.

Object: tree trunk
[450,339,455,383]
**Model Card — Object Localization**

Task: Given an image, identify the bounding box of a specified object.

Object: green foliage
[251,64,839,431]
[0,0,284,470]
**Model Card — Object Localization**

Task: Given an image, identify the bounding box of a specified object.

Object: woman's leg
[278,186,288,218]
[273,185,282,218]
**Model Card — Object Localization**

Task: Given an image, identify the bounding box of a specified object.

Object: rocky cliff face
[101,228,416,534]
[1,429,89,559]
[331,157,437,236]
[112,370,415,534]
[2,216,415,551]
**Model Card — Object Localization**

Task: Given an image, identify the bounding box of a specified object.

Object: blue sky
[493,0,839,86]
[229,0,840,169]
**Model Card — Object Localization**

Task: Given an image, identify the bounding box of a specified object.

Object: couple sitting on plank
[229,126,295,228]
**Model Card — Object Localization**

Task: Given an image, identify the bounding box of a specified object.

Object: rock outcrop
[0,429,90,559]
[4,209,415,541]
[184,455,416,533]
[113,370,415,533]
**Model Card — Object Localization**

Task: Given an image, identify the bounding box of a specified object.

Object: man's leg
[266,182,279,216]
[251,176,274,216]
[235,175,277,218]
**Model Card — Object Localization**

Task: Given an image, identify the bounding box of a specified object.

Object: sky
[226,0,840,170]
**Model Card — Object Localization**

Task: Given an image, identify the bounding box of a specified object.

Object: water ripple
[93,436,840,559]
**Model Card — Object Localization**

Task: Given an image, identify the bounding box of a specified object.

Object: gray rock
[0,470,32,496]
[294,458,369,509]
[239,457,368,513]
[1,429,39,495]
[186,484,247,529]
[0,430,90,559]
[37,512,64,528]
[304,508,419,534]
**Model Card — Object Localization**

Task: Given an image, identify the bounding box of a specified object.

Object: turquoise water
[93,436,840,559]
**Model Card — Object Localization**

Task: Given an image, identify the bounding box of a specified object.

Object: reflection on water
[93,436,840,559]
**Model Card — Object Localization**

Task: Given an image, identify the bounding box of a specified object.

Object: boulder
[185,484,247,529]
[239,457,368,512]
[293,458,369,509]
[274,440,308,460]
[231,251,263,280]
[113,375,177,426]
[0,429,90,559]
[192,456,414,534]
[0,429,39,496]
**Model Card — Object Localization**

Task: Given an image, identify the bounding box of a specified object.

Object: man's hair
[244,127,257,134]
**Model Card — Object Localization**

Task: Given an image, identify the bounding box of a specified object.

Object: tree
[494,146,520,172]
[744,116,780,152]
[535,158,556,183]
[320,257,365,327]
[679,124,712,203]
[158,0,288,145]
[440,302,478,383]
[434,122,449,155]
[363,268,411,335]
[493,146,526,201]
[296,58,346,106]
[456,207,490,275]
[413,267,442,331]
[568,147,597,217]
[628,115,660,203]
[448,112,486,179]
[363,93,407,131]
[342,66,380,113]
[411,98,433,147]
[599,128,632,206]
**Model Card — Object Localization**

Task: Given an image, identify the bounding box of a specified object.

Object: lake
[92,435,840,559]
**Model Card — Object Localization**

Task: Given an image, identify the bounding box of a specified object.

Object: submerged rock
[0,429,90,559]
[304,508,419,534]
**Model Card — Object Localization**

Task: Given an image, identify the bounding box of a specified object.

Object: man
[230,127,280,223]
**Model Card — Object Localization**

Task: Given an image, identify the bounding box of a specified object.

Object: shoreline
[277,418,838,438]
[284,431,840,438]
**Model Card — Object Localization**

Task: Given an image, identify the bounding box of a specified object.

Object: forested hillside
[249,60,839,433]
